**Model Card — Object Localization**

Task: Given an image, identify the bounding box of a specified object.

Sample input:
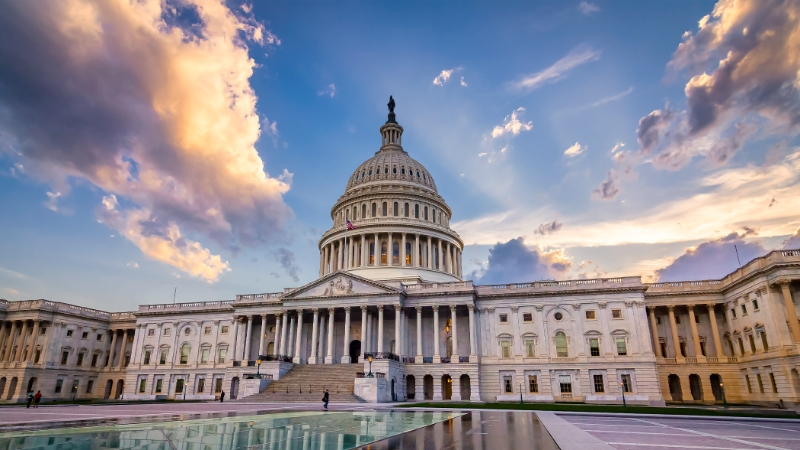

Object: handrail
[269,384,355,394]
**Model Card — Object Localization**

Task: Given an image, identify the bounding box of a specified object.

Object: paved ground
[560,413,800,450]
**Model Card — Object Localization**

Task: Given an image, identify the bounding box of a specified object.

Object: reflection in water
[0,411,459,450]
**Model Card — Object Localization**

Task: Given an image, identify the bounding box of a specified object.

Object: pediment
[282,271,402,300]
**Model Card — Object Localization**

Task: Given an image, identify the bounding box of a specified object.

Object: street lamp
[367,355,374,378]
[256,359,262,377]
[720,382,727,408]
[620,381,626,407]
[518,381,524,404]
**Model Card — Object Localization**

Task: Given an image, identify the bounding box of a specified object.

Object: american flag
[346,220,355,230]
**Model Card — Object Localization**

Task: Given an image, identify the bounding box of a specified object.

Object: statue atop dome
[386,95,397,124]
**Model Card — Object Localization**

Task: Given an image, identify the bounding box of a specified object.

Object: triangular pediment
[283,271,402,300]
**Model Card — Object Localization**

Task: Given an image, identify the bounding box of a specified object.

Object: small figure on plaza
[322,389,329,410]
[26,391,34,408]
[33,390,42,408]
[220,390,225,402]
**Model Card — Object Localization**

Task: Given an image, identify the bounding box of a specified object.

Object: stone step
[244,363,364,403]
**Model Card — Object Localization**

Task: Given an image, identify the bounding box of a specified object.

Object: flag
[346,220,355,230]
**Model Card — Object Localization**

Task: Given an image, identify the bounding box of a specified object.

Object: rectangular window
[611,309,622,319]
[525,340,535,358]
[163,328,171,336]
[499,314,508,323]
[695,313,701,323]
[742,304,747,315]
[700,341,707,357]
[34,349,41,363]
[503,376,513,393]
[656,316,662,325]
[675,315,681,324]
[96,333,102,341]
[76,352,85,366]
[585,310,596,320]
[155,379,163,393]
[221,326,229,334]
[621,374,632,393]
[528,375,538,393]
[745,375,752,393]
[204,326,212,335]
[55,379,63,393]
[66,330,73,337]
[139,379,146,393]
[680,342,687,357]
[201,348,209,364]
[143,350,151,365]
[731,308,737,318]
[501,341,511,358]
[760,331,769,351]
[749,334,757,354]
[81,332,88,339]
[616,337,627,356]
[593,374,605,393]
[128,335,134,343]
[160,349,168,365]
[176,379,184,394]
[559,375,572,394]
[197,378,205,394]
[738,338,745,355]
[215,378,223,393]
[86,380,94,394]
[757,374,765,393]
[769,373,778,393]
[753,299,759,311]
[522,313,532,322]
[71,380,79,394]
[40,328,47,335]
[589,338,600,357]
[61,351,69,365]
[218,348,227,363]
[148,329,154,337]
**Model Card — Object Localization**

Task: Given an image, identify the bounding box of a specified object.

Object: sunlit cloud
[511,45,601,92]
[491,107,532,138]
[317,83,336,98]
[564,142,585,157]
[433,67,462,86]
[578,1,600,16]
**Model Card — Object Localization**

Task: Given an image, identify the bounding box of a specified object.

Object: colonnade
[648,304,725,362]
[0,319,47,363]
[319,232,462,278]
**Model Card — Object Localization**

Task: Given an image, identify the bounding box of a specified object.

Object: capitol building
[1,101,800,408]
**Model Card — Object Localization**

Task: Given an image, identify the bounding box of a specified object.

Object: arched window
[362,204,367,218]
[393,166,397,174]
[415,204,419,218]
[432,207,436,223]
[353,206,357,219]
[266,342,275,354]
[416,171,420,178]
[393,202,398,216]
[370,242,375,264]
[555,332,568,357]
[434,247,439,269]
[423,173,427,181]
[405,242,412,265]
[401,167,406,175]
[385,166,389,174]
[424,206,428,221]
[382,202,387,216]
[381,241,388,264]
[372,203,377,217]
[345,209,349,221]
[404,203,409,217]
[180,343,190,364]
[369,168,373,176]
[392,241,400,264]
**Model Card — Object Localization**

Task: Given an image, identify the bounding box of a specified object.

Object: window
[616,337,627,356]
[159,349,168,365]
[760,330,769,351]
[744,374,752,393]
[731,308,737,318]
[382,202,387,216]
[675,315,681,324]
[749,334,757,353]
[404,203,409,217]
[139,379,146,393]
[393,202,398,216]
[176,379,184,394]
[756,374,765,393]
[499,314,508,323]
[86,380,94,394]
[61,351,69,365]
[679,341,687,357]
[769,373,778,393]
[197,378,205,394]
[148,329,154,337]
[221,326,229,334]
[742,304,747,315]
[155,379,163,393]
[593,374,605,393]
[180,344,190,364]
[738,337,745,355]
[201,348,209,364]
[523,313,532,322]
[55,379,63,394]
[612,309,622,319]
[585,311,596,320]
[184,328,191,336]
[700,341,707,356]
[695,313,701,323]
[656,317,662,325]
[753,299,759,311]
[163,328,171,336]
[34,349,41,363]
[501,341,511,358]
[555,332,568,357]
[589,338,600,357]
[143,350,151,365]
[215,378,223,393]
[503,376,513,393]
[528,375,538,393]
[362,204,367,218]
[218,347,227,363]
[559,375,572,394]
[525,340,535,357]
[76,352,85,366]
[621,374,632,393]
[660,341,668,357]
[96,333,103,341]
[414,204,419,218]
[66,330,74,337]
[554,312,563,321]
[204,326,211,335]
[81,332,88,339]
[424,206,428,221]
[41,328,47,335]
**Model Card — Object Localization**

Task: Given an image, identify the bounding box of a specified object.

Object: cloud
[535,220,563,235]
[563,142,585,157]
[98,195,230,282]
[578,86,634,110]
[126,262,139,268]
[655,230,768,281]
[784,227,800,249]
[44,191,62,212]
[460,77,468,87]
[578,1,600,15]
[273,247,300,282]
[317,83,335,98]
[469,237,572,284]
[478,152,488,158]
[491,107,533,138]
[512,45,601,92]
[433,68,462,86]
[0,0,292,279]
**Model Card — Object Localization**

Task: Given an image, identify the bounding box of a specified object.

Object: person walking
[322,390,329,410]
[33,390,42,408]
[26,391,34,408]
[219,390,225,402]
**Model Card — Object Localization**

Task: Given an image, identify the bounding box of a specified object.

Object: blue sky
[1,0,799,311]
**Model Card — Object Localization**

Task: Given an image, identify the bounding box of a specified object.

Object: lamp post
[256,359,262,377]
[518,381,523,404]
[720,382,727,408]
[367,355,374,378]
[620,381,626,407]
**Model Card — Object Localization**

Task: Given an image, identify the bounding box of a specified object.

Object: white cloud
[126,262,139,268]
[44,191,62,212]
[512,45,601,92]
[564,142,585,157]
[578,1,600,15]
[317,83,335,98]
[578,87,634,110]
[478,152,488,157]
[433,69,454,86]
[491,107,533,138]
[460,76,468,87]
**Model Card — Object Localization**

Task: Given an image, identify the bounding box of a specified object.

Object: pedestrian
[220,390,225,402]
[33,390,42,408]
[26,391,33,408]
[322,389,329,410]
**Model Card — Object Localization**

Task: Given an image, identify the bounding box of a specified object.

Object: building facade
[1,103,799,406]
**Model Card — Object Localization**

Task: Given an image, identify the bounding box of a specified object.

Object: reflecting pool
[0,411,461,450]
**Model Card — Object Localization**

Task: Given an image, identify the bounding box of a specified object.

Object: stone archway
[423,375,433,400]
[104,380,113,399]
[668,374,683,402]
[230,377,240,399]
[26,377,37,395]
[689,374,702,401]
[6,377,18,400]
[442,375,452,400]
[349,340,361,364]
[710,374,724,402]
[406,375,416,400]
[460,374,471,400]
[115,380,125,399]
[0,377,6,399]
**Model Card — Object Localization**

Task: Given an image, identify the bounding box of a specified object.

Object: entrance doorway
[104,380,113,399]
[689,374,703,401]
[26,377,37,394]
[460,374,471,400]
[406,375,416,400]
[423,375,433,400]
[442,375,452,400]
[230,377,240,399]
[391,378,396,401]
[710,374,724,402]
[115,380,125,399]
[6,377,17,400]
[349,340,361,364]
[668,374,683,401]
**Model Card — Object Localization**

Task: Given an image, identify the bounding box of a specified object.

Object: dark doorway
[710,374,724,402]
[391,378,396,401]
[0,378,6,398]
[668,374,683,402]
[442,375,453,400]
[460,374,471,400]
[349,340,361,364]
[423,375,433,400]
[115,380,124,399]
[26,377,37,394]
[231,377,240,399]
[689,374,703,401]
[6,377,17,400]
[104,380,113,399]
[406,375,416,400]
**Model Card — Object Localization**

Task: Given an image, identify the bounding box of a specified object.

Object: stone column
[401,233,407,266]
[707,304,724,358]
[377,306,385,353]
[107,329,117,367]
[258,314,267,356]
[243,316,253,361]
[468,305,477,361]
[415,234,420,267]
[450,305,459,362]
[339,238,345,270]
[371,233,377,266]
[427,236,433,269]
[648,307,662,357]
[394,305,401,355]
[293,310,304,364]
[779,282,800,343]
[360,306,368,362]
[687,305,703,358]
[279,313,288,355]
[433,305,441,363]
[326,308,335,364]
[14,321,28,362]
[388,232,393,265]
[437,239,443,271]
[416,307,423,363]
[667,306,683,360]
[361,234,367,267]
[446,242,451,274]
[309,309,320,364]
[317,312,327,361]
[341,307,351,364]
[26,320,40,363]
[3,321,17,362]
[118,329,130,368]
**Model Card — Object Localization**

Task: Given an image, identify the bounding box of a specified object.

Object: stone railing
[2,299,122,320]
[257,354,293,363]
[236,293,283,302]
[139,300,235,312]
[319,216,462,243]
[477,276,641,294]
[364,352,399,361]
[403,281,474,291]
[550,357,578,363]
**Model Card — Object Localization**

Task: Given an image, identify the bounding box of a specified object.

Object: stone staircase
[243,363,365,403]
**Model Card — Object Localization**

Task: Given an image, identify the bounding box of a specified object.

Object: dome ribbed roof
[345,148,437,193]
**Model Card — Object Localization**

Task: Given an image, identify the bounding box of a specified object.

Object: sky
[1,0,799,312]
